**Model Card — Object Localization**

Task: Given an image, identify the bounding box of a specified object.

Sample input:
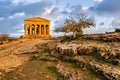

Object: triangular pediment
[24,17,50,22]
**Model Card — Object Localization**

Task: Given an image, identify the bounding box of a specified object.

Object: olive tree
[54,13,95,38]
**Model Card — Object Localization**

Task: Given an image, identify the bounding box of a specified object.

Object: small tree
[0,33,9,41]
[115,28,120,32]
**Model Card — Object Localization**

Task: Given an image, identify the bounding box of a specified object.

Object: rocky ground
[0,39,54,79]
[55,33,120,80]
[0,33,120,80]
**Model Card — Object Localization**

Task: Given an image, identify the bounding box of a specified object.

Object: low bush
[29,55,38,61]
[115,28,120,32]
[60,36,74,43]
[0,33,9,41]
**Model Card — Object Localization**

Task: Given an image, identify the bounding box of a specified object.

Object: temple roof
[24,17,50,22]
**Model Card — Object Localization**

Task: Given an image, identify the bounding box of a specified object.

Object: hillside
[0,33,120,80]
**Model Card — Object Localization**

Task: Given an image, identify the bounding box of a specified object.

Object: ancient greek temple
[24,17,50,38]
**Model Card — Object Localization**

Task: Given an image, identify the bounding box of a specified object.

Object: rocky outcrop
[82,33,120,42]
[56,43,120,59]
[56,43,120,80]
[73,56,120,80]
[89,61,120,80]
[57,55,120,80]
[56,61,88,80]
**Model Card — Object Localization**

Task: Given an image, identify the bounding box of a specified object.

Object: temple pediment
[24,17,50,22]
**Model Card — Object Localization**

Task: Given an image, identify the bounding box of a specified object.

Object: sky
[0,0,120,37]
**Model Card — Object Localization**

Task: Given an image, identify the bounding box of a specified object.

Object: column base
[23,34,51,38]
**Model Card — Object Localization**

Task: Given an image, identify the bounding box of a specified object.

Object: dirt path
[0,39,50,72]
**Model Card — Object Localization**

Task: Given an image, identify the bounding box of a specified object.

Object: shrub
[0,33,9,41]
[60,36,74,43]
[20,36,23,38]
[29,55,38,61]
[115,28,120,32]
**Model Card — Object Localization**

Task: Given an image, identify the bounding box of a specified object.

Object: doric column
[30,25,32,35]
[40,25,42,35]
[44,25,46,36]
[39,25,41,36]
[48,25,50,36]
[41,25,44,36]
[35,25,37,35]
[24,24,26,35]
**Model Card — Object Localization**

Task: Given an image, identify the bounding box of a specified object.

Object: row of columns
[24,24,49,36]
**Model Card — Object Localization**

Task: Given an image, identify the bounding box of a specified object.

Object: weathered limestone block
[89,61,120,80]
[100,34,120,42]
[77,45,96,55]
[96,46,117,59]
[56,43,79,55]
[71,56,120,80]
[56,43,120,59]
[56,61,87,80]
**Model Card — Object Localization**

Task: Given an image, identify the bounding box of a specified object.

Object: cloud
[0,0,53,17]
[99,22,104,26]
[95,0,120,16]
[94,0,103,3]
[0,17,4,20]
[112,17,120,28]
[8,12,25,19]
[17,29,24,33]
[10,0,41,5]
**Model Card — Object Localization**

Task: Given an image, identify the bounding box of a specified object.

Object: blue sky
[0,0,120,37]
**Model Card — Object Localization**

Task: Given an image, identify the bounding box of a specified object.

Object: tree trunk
[64,32,66,36]
[73,31,77,38]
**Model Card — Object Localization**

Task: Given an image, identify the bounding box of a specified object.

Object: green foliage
[47,66,66,80]
[115,28,120,32]
[60,36,73,43]
[29,55,38,61]
[88,68,107,80]
[91,52,119,66]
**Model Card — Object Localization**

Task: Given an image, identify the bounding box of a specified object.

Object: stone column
[41,25,44,36]
[35,25,37,35]
[48,25,50,36]
[30,25,32,35]
[41,25,42,35]
[46,25,49,35]
[39,25,41,36]
[44,25,46,36]
[24,24,26,35]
